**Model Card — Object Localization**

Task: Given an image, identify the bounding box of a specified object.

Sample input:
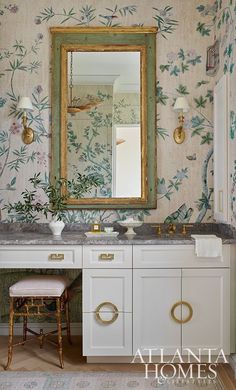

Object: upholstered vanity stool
[5,275,71,370]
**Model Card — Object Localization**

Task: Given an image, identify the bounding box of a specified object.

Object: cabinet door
[182,269,230,355]
[83,269,132,356]
[83,268,132,313]
[133,269,181,355]
[83,312,132,356]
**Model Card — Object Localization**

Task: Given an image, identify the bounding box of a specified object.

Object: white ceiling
[68,51,140,93]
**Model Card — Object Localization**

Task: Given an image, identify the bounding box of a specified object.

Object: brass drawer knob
[99,253,114,261]
[95,302,119,325]
[48,253,65,261]
[171,301,193,324]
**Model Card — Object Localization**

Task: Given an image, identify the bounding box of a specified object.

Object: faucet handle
[168,223,176,234]
[152,225,161,235]
[182,224,194,235]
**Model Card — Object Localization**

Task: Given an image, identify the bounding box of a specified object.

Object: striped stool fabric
[5,275,71,370]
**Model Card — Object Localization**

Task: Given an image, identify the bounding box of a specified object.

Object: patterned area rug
[0,372,225,390]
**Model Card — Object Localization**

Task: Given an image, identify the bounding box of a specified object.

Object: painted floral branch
[157,168,188,201]
[153,6,178,39]
[99,5,137,26]
[195,147,213,222]
[36,5,137,27]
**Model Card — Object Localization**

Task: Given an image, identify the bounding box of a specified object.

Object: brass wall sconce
[17,97,34,144]
[173,96,189,144]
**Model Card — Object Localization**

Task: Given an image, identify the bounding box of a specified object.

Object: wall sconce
[173,96,189,144]
[17,97,34,144]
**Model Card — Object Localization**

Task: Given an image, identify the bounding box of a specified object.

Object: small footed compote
[117,218,143,235]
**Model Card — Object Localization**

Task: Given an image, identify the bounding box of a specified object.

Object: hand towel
[191,235,222,257]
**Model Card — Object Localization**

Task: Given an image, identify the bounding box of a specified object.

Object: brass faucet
[152,225,162,235]
[182,224,193,235]
[168,223,176,234]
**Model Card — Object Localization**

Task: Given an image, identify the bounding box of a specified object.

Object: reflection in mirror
[67,51,141,198]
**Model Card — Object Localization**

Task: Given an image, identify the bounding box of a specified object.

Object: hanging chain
[69,51,73,106]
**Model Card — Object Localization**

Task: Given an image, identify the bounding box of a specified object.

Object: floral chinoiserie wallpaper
[0,0,236,323]
[68,84,114,198]
[1,0,220,224]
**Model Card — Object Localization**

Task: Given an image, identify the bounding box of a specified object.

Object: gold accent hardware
[173,117,186,144]
[173,97,189,144]
[91,222,101,232]
[17,98,35,145]
[22,125,35,145]
[182,224,194,235]
[171,301,193,324]
[95,302,119,325]
[48,253,65,261]
[219,190,223,212]
[168,223,176,234]
[152,225,161,235]
[99,253,115,261]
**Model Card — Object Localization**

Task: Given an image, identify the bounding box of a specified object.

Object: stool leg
[56,297,64,369]
[23,314,27,345]
[39,328,44,348]
[5,297,14,370]
[64,289,72,344]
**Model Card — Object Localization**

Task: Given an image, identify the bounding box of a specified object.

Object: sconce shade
[17,97,34,111]
[173,97,189,113]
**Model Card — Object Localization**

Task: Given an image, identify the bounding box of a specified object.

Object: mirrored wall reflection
[67,51,141,198]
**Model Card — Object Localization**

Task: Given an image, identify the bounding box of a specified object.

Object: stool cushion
[9,275,69,297]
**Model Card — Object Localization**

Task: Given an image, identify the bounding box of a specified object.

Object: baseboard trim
[0,322,82,336]
[87,356,133,363]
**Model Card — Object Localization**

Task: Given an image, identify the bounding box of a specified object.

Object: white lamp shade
[17,97,34,111]
[173,97,189,113]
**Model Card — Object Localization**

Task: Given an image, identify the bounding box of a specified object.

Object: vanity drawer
[0,245,82,268]
[133,245,230,268]
[83,312,132,356]
[83,245,132,268]
[83,268,132,313]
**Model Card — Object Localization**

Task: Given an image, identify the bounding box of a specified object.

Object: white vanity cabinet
[82,245,132,356]
[133,245,231,356]
[0,242,232,359]
[0,245,82,268]
[133,268,182,354]
[181,268,230,353]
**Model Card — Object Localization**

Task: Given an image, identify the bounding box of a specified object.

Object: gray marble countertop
[0,231,234,245]
[0,222,235,245]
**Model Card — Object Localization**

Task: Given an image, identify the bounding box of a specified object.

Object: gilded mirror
[51,27,157,209]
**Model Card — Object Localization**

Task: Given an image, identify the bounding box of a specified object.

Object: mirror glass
[67,51,141,198]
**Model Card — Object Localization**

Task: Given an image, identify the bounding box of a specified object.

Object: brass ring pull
[171,301,193,324]
[95,302,119,325]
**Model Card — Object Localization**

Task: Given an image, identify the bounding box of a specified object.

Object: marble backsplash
[0,222,235,238]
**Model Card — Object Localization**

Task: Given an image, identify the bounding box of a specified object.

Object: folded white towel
[191,235,222,258]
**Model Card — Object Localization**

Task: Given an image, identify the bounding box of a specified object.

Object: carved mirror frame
[50,27,157,209]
